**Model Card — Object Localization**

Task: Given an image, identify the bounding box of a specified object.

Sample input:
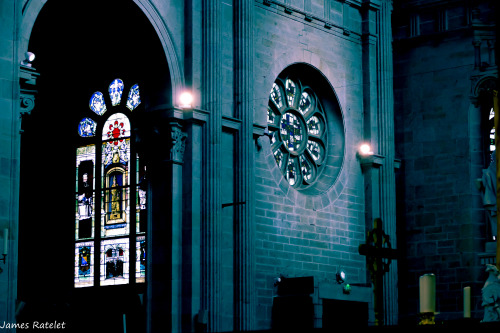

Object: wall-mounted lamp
[21,52,35,67]
[336,269,346,284]
[358,143,373,156]
[336,268,351,294]
[179,91,193,109]
[0,228,8,273]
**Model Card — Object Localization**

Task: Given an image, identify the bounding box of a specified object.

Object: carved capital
[19,65,39,117]
[169,124,187,164]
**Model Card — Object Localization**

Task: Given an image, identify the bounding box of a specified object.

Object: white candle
[464,286,471,318]
[3,229,8,255]
[419,274,436,313]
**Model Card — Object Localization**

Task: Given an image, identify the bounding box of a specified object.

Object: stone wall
[393,0,493,321]
[253,0,369,328]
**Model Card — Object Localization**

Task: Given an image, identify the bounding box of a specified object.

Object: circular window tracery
[267,77,328,190]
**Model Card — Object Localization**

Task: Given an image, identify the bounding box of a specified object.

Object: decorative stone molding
[19,64,39,118]
[135,108,188,165]
[470,71,497,106]
[169,124,187,164]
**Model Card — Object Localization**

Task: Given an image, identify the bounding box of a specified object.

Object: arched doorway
[18,1,170,331]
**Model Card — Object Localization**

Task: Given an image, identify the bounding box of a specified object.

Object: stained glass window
[270,83,283,109]
[489,107,495,153]
[78,118,97,137]
[75,79,145,288]
[89,92,107,116]
[126,84,141,111]
[267,77,328,189]
[100,238,129,286]
[109,79,124,106]
[74,242,94,288]
[136,235,146,283]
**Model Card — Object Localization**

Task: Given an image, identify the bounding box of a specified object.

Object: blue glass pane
[78,117,97,137]
[89,92,107,116]
[109,79,124,106]
[126,84,141,111]
[280,113,304,152]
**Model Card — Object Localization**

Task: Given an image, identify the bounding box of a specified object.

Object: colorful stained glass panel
[285,79,297,107]
[299,92,313,114]
[102,113,131,141]
[307,116,321,136]
[101,182,130,238]
[89,91,107,116]
[274,149,283,169]
[75,242,94,288]
[300,155,313,181]
[267,107,276,124]
[136,154,147,233]
[78,118,97,137]
[100,238,129,286]
[76,145,95,240]
[280,113,304,152]
[286,157,297,186]
[109,78,124,106]
[307,140,323,162]
[136,236,146,283]
[102,138,130,168]
[126,84,141,111]
[270,83,283,109]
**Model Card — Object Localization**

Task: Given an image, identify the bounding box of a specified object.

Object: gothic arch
[19,0,184,105]
[16,2,173,330]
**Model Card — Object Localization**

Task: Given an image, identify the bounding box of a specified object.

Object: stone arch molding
[19,0,184,105]
[470,74,497,107]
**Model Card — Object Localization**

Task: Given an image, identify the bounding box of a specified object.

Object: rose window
[267,77,328,189]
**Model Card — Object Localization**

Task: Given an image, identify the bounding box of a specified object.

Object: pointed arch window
[75,79,146,288]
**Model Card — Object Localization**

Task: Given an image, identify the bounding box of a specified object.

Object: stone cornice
[257,0,364,42]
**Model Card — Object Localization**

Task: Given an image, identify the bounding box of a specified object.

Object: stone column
[376,0,398,325]
[233,0,256,331]
[181,109,208,332]
[360,154,384,230]
[362,0,398,325]
[201,1,223,331]
[145,111,187,333]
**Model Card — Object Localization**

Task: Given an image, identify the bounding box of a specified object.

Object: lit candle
[464,286,471,318]
[3,229,8,255]
[419,274,436,313]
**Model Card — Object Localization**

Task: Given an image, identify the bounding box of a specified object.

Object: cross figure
[281,114,302,150]
[358,218,398,326]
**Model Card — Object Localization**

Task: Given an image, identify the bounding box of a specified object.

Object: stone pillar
[233,0,256,331]
[473,40,482,69]
[201,1,223,331]
[376,0,398,325]
[362,0,398,325]
[360,154,384,230]
[182,109,208,332]
[145,111,187,333]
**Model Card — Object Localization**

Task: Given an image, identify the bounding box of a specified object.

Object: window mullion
[94,137,103,287]
[130,130,137,285]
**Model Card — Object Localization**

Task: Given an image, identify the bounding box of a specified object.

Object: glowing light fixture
[179,91,193,109]
[343,283,351,294]
[359,143,373,155]
[21,52,36,67]
[336,269,346,284]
